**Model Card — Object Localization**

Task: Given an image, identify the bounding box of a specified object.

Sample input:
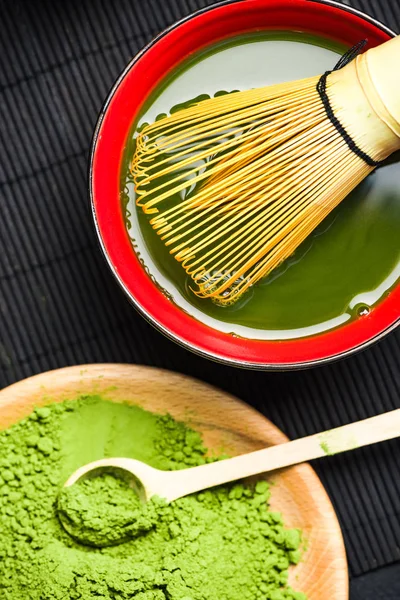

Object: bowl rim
[89,0,399,370]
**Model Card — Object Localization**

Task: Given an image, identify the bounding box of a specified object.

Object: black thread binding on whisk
[317,39,384,168]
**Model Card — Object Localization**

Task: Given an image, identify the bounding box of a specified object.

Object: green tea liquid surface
[122,32,400,340]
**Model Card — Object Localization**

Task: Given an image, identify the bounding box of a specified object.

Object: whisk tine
[131,38,400,304]
[182,141,344,276]
[135,100,325,214]
[132,81,359,302]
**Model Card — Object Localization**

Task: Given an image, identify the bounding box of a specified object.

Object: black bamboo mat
[0,0,399,595]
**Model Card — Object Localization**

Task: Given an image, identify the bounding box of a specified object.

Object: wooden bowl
[0,364,348,599]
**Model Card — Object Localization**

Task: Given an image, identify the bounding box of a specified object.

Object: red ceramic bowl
[90,0,399,369]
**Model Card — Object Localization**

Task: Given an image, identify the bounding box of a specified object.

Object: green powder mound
[57,475,166,547]
[0,395,307,600]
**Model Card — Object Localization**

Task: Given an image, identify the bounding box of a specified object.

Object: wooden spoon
[64,408,400,502]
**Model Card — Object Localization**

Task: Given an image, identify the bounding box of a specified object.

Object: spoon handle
[170,409,400,500]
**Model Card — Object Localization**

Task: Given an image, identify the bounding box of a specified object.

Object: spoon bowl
[64,459,152,501]
[59,463,157,546]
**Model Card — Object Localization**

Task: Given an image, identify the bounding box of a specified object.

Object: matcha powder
[0,395,307,600]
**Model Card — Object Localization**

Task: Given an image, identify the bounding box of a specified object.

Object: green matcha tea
[122,32,400,340]
[0,395,307,599]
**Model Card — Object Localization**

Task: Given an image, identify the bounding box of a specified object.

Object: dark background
[0,0,399,597]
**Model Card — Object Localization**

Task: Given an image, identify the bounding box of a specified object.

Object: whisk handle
[360,36,400,138]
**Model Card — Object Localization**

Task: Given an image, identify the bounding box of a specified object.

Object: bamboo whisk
[131,37,400,305]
